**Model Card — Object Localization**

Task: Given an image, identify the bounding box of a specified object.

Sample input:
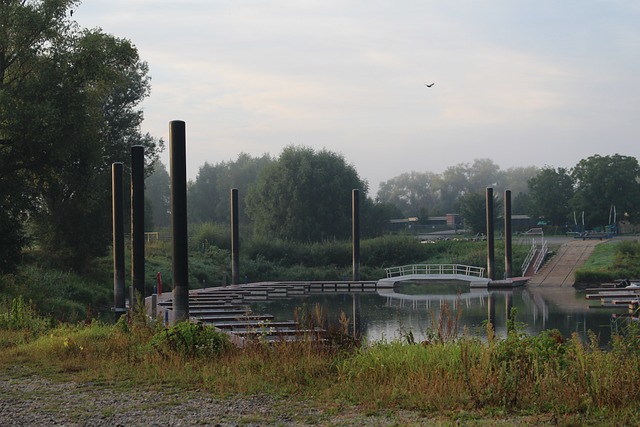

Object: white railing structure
[384,264,486,279]
[519,228,547,276]
[532,239,548,274]
[521,242,537,275]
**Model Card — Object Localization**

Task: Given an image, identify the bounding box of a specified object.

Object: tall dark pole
[112,163,126,318]
[352,189,360,281]
[131,146,145,309]
[170,121,189,323]
[486,187,495,280]
[230,188,240,285]
[504,190,513,279]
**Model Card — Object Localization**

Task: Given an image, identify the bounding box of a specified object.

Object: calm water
[249,282,620,344]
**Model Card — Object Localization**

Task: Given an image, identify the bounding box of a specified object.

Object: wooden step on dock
[586,287,640,314]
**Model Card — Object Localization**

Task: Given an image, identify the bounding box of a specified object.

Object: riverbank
[2,313,639,427]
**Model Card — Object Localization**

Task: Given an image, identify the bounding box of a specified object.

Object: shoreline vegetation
[1,300,640,425]
[2,235,640,424]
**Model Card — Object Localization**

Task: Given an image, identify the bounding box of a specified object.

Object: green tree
[146,161,171,229]
[527,167,574,227]
[246,146,367,242]
[0,1,162,270]
[376,171,438,218]
[0,0,80,272]
[571,154,640,228]
[188,153,273,225]
[466,158,506,193]
[459,191,501,235]
[434,163,469,214]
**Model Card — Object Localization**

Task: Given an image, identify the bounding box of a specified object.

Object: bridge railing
[384,264,486,279]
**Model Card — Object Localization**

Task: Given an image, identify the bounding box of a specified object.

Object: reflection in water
[249,282,619,345]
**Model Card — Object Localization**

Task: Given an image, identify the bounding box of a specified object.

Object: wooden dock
[585,285,640,315]
[152,280,389,345]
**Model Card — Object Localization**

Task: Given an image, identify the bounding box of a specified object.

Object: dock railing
[384,264,486,279]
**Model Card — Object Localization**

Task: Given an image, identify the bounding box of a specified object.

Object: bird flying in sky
[425,83,435,87]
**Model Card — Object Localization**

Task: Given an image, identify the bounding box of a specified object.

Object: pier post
[131,146,145,309]
[352,189,361,281]
[486,187,495,280]
[170,121,189,324]
[231,188,240,285]
[111,163,126,319]
[487,292,496,329]
[504,190,512,279]
[352,293,362,338]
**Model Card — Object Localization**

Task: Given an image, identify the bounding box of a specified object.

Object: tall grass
[2,310,640,422]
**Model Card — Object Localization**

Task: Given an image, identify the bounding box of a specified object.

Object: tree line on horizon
[146,150,640,242]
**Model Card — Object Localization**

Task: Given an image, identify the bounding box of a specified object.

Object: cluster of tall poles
[112,120,510,326]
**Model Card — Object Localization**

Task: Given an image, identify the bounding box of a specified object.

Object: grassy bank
[1,306,639,424]
[575,240,640,284]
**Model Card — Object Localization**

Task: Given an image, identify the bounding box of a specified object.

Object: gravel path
[0,367,443,426]
[0,367,579,426]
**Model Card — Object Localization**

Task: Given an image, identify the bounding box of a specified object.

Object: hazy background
[74,1,640,193]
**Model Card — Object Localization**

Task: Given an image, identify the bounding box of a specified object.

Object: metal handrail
[521,242,537,275]
[532,240,548,274]
[385,264,486,278]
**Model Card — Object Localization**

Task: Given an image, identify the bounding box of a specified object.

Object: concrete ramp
[527,240,603,287]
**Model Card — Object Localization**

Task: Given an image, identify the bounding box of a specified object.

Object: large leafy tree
[376,171,438,218]
[458,191,501,235]
[0,0,162,271]
[527,167,574,227]
[246,146,367,242]
[571,154,640,228]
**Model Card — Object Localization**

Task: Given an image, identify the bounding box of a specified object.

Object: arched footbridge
[378,264,490,287]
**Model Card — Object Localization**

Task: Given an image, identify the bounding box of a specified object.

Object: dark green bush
[150,321,231,359]
[189,222,231,252]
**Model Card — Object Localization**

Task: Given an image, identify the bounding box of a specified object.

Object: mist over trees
[376,159,538,218]
[187,153,273,225]
[142,151,640,245]
[3,5,639,274]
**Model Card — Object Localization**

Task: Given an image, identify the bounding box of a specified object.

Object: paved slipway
[526,239,603,287]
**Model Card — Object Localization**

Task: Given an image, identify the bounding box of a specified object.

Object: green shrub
[189,222,231,252]
[0,296,52,332]
[150,321,231,359]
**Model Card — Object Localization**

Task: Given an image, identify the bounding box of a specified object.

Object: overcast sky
[74,1,640,194]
